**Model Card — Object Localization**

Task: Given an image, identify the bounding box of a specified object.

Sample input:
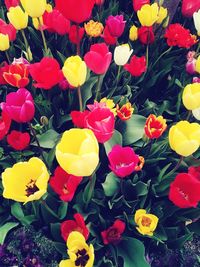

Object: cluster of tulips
[0,0,200,266]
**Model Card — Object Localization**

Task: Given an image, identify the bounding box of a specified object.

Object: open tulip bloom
[1,1,200,266]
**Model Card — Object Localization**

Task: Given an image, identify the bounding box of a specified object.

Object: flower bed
[0,0,200,266]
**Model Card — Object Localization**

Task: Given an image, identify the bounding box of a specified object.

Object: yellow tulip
[195,55,200,73]
[59,232,94,267]
[62,56,87,88]
[0,34,10,51]
[137,3,159,27]
[169,121,200,157]
[182,83,200,110]
[84,20,104,37]
[56,128,99,176]
[20,0,47,18]
[156,6,168,24]
[2,157,49,204]
[7,6,28,30]
[100,97,117,116]
[134,209,159,236]
[129,25,138,41]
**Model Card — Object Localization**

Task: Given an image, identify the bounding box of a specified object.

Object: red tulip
[61,213,89,241]
[4,0,19,10]
[49,166,83,202]
[138,26,155,45]
[84,43,112,74]
[144,114,167,139]
[124,55,146,77]
[68,25,85,45]
[0,19,16,41]
[29,57,63,90]
[101,219,125,245]
[169,173,200,208]
[55,0,95,24]
[95,0,104,5]
[132,0,150,12]
[3,63,29,88]
[101,25,117,45]
[0,110,11,141]
[43,9,70,35]
[108,145,139,178]
[0,62,9,85]
[182,0,200,17]
[188,166,200,181]
[1,88,35,123]
[7,130,30,150]
[106,15,126,38]
[71,110,90,128]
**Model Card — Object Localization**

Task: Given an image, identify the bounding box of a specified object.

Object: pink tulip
[106,15,126,38]
[182,0,200,17]
[186,51,196,74]
[108,145,139,178]
[1,88,35,123]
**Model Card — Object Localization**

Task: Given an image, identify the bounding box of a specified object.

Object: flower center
[75,249,89,267]
[141,216,152,227]
[25,179,39,197]
[178,189,189,200]
[62,183,69,194]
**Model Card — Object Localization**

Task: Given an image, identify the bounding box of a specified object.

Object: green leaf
[104,130,122,155]
[53,242,67,256]
[50,223,63,242]
[102,172,120,197]
[11,202,36,225]
[118,237,150,267]
[0,222,19,245]
[81,77,98,108]
[32,129,60,149]
[58,202,68,220]
[117,115,146,145]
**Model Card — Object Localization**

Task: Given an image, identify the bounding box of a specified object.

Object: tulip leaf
[32,129,60,149]
[11,202,36,225]
[102,172,120,197]
[81,76,98,108]
[104,130,122,155]
[0,222,19,245]
[117,237,150,267]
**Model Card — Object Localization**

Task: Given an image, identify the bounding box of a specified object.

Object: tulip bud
[193,9,200,36]
[40,116,49,125]
[193,77,200,83]
[114,44,133,66]
[0,34,10,51]
[129,25,138,41]
[138,26,155,44]
[195,55,200,73]
[7,6,28,30]
[192,108,200,120]
[20,0,47,18]
[156,6,167,24]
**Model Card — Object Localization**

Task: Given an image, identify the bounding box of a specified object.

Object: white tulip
[193,9,200,36]
[192,107,200,120]
[114,44,133,66]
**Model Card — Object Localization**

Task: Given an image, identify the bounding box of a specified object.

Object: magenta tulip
[106,15,126,38]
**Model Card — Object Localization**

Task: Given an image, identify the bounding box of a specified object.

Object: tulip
[108,145,139,178]
[134,209,159,236]
[182,83,200,110]
[84,20,104,37]
[5,0,19,9]
[138,26,155,44]
[84,43,112,74]
[2,157,49,203]
[1,88,35,123]
[192,107,200,120]
[193,9,200,36]
[116,102,134,120]
[68,25,85,45]
[186,51,196,74]
[101,220,125,245]
[7,130,30,150]
[132,0,150,12]
[49,167,83,202]
[195,55,200,73]
[182,0,200,17]
[124,55,146,77]
[20,0,47,18]
[114,44,133,66]
[59,232,94,267]
[29,57,63,89]
[0,19,16,41]
[0,34,10,51]
[137,3,159,27]
[101,25,117,45]
[56,128,99,176]
[62,56,87,88]
[129,25,138,41]
[156,6,168,24]
[3,63,29,88]
[61,213,89,241]
[7,6,28,30]
[56,0,95,24]
[144,114,167,139]
[0,110,11,141]
[95,0,104,5]
[193,77,200,83]
[188,166,200,181]
[0,62,9,84]
[100,98,117,116]
[169,121,200,157]
[169,173,200,208]
[106,15,126,38]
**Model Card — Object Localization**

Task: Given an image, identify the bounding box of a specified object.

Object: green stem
[196,41,200,54]
[186,110,192,121]
[28,122,49,169]
[151,47,172,69]
[5,51,11,64]
[77,86,83,111]
[21,29,32,61]
[76,24,80,56]
[41,200,59,218]
[85,174,96,209]
[116,65,121,86]
[167,156,184,177]
[95,75,102,101]
[38,18,48,54]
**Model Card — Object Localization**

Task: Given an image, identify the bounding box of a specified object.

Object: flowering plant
[0,0,200,266]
